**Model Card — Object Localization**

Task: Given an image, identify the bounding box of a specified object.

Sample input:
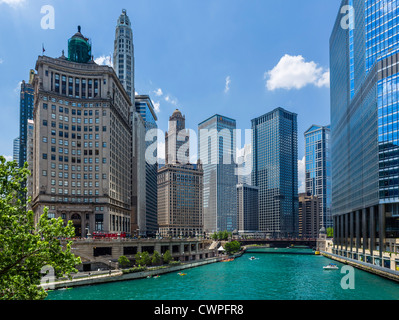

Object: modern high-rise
[304,125,332,231]
[298,192,321,239]
[32,27,133,237]
[330,0,399,267]
[198,114,237,234]
[131,111,146,237]
[13,137,20,163]
[165,109,190,165]
[237,184,259,234]
[113,9,135,104]
[251,108,298,238]
[135,95,158,236]
[18,72,35,168]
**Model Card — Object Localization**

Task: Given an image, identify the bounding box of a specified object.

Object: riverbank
[43,251,244,290]
[321,251,399,283]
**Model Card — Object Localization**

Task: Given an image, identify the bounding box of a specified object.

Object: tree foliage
[151,251,161,266]
[224,241,241,255]
[135,251,151,266]
[118,256,131,268]
[211,230,231,241]
[0,157,81,300]
[163,250,173,264]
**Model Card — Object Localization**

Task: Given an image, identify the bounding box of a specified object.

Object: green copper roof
[68,26,92,64]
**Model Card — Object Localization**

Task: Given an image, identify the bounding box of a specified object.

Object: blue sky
[0,0,342,190]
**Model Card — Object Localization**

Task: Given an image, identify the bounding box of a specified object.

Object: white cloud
[164,95,178,106]
[152,100,161,114]
[0,58,3,64]
[94,55,112,67]
[224,76,231,93]
[298,156,306,193]
[0,0,26,7]
[154,88,163,97]
[265,54,330,91]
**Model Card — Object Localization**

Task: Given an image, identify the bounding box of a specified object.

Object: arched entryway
[71,213,82,237]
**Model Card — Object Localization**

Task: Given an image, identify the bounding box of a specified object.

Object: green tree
[163,250,173,264]
[0,157,81,300]
[327,228,334,238]
[136,251,151,266]
[224,241,241,255]
[118,256,130,269]
[135,252,142,266]
[151,251,161,266]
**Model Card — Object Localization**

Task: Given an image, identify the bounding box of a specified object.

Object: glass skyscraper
[251,107,298,238]
[135,95,158,236]
[198,115,237,234]
[19,74,35,168]
[304,125,332,231]
[330,0,399,266]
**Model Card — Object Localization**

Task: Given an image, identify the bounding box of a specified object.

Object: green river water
[47,248,399,300]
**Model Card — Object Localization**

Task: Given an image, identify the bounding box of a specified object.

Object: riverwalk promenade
[321,251,399,283]
[42,254,239,290]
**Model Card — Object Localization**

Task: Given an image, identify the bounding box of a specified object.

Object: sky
[0,0,342,192]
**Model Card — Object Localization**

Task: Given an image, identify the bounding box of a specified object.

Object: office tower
[32,27,133,237]
[113,9,135,104]
[135,95,158,236]
[165,109,190,165]
[298,192,321,239]
[157,162,203,238]
[237,184,259,234]
[18,72,35,168]
[198,114,237,233]
[251,108,298,238]
[237,143,252,185]
[304,125,332,232]
[330,0,399,265]
[13,138,20,163]
[131,112,146,237]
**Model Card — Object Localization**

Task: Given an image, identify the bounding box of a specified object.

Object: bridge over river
[244,246,317,255]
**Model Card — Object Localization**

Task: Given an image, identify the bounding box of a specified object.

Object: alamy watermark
[40,265,55,290]
[340,265,355,290]
[41,5,55,30]
[340,5,355,30]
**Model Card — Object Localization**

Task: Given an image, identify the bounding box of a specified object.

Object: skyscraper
[112,10,150,236]
[304,124,332,231]
[251,108,298,238]
[298,192,321,239]
[113,9,135,104]
[135,95,158,236]
[13,137,20,164]
[330,0,399,266]
[32,27,133,237]
[157,162,203,238]
[165,109,190,165]
[198,114,237,233]
[158,109,203,237]
[18,72,35,168]
[237,184,259,234]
